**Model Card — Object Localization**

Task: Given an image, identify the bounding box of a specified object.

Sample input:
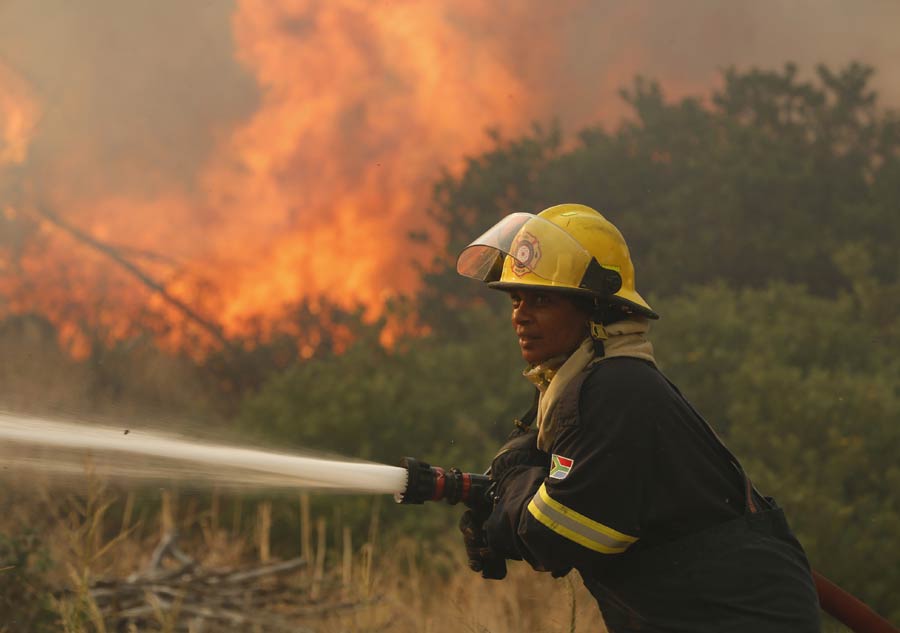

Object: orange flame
[4,0,897,356]
[0,60,39,166]
[3,1,566,354]
[201,0,549,330]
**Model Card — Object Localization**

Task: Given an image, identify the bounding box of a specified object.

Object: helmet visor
[456,213,593,287]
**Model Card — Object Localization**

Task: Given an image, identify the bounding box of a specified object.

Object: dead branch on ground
[79,530,380,633]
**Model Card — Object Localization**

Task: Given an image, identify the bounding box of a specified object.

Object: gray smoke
[0,0,256,195]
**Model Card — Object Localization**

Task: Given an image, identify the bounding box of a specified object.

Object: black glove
[458,428,546,580]
[490,428,548,486]
[459,508,507,579]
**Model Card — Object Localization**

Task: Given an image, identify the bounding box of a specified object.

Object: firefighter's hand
[490,429,547,485]
[459,509,507,580]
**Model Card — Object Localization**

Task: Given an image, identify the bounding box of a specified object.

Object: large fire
[2,1,896,356]
[0,2,556,355]
[204,1,550,329]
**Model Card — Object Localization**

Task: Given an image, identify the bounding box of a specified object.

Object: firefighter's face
[509,289,589,365]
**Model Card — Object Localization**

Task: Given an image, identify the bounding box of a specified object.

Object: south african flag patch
[549,454,574,480]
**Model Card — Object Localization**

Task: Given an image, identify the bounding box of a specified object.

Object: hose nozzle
[396,457,492,511]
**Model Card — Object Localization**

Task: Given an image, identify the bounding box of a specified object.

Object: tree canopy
[417,63,900,331]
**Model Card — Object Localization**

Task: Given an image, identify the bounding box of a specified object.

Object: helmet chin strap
[589,298,609,356]
[589,319,607,357]
[590,320,608,340]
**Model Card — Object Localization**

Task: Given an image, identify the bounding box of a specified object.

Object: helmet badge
[511,231,542,277]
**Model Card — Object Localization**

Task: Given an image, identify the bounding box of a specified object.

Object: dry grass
[371,541,604,633]
[0,476,607,633]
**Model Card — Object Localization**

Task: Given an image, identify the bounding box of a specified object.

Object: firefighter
[455,203,822,632]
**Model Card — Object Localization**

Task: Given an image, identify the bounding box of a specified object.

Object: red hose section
[431,467,445,501]
[461,473,471,502]
[814,571,899,633]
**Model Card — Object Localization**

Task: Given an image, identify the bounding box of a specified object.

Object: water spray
[0,413,484,507]
[0,412,409,494]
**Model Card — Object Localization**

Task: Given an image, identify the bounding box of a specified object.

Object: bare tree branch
[112,244,181,266]
[32,204,234,350]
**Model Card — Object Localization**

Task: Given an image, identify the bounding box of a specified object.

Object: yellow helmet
[456,203,658,318]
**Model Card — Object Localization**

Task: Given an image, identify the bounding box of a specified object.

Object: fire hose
[396,457,898,633]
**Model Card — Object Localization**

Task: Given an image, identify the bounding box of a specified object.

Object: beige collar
[596,317,656,365]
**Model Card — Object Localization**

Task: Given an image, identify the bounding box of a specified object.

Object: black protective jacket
[484,357,821,633]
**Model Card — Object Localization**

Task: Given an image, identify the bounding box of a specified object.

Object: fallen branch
[78,531,377,632]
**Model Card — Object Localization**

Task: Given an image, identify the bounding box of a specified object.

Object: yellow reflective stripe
[526,483,638,554]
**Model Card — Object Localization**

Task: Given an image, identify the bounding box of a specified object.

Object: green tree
[418,63,900,333]
[238,306,527,471]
